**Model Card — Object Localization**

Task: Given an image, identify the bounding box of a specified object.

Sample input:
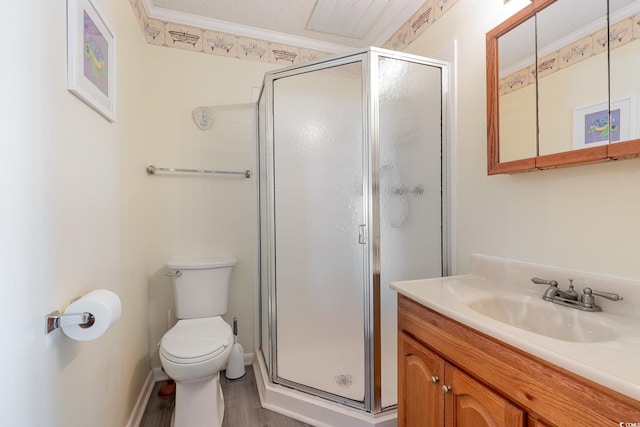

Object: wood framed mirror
[487,0,640,175]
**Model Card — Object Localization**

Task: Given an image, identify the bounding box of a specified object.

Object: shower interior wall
[257,48,447,414]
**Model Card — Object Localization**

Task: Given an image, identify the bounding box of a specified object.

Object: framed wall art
[67,0,116,122]
[573,95,637,150]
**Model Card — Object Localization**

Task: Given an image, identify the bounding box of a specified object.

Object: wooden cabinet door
[445,366,525,427]
[527,416,552,427]
[399,333,445,427]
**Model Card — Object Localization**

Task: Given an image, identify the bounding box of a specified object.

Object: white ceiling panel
[146,0,425,50]
[307,0,390,38]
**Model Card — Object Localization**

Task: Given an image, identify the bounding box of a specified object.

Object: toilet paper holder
[45,297,96,334]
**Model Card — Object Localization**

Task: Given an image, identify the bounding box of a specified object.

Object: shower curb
[254,355,397,427]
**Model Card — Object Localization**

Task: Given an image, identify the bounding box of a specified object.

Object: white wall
[405,0,640,281]
[1,1,151,425]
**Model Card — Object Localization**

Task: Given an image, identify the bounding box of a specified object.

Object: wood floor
[139,366,313,427]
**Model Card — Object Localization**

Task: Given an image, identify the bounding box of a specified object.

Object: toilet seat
[161,317,232,364]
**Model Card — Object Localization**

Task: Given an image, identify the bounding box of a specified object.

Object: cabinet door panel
[528,416,552,427]
[446,367,524,427]
[399,333,444,427]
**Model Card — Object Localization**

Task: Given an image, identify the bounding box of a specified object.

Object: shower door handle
[358,224,367,244]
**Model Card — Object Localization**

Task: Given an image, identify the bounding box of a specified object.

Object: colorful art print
[583,108,621,145]
[573,96,637,150]
[83,11,109,97]
[67,0,116,121]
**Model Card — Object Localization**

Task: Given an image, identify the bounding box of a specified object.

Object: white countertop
[390,255,640,402]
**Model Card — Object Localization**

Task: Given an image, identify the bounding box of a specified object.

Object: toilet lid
[161,317,232,362]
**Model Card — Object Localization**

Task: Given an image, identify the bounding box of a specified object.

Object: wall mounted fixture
[146,165,251,178]
[504,0,532,5]
[46,290,121,340]
[192,106,213,130]
[46,308,94,334]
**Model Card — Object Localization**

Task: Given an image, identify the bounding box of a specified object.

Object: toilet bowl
[160,317,233,427]
[160,317,233,382]
[159,258,237,427]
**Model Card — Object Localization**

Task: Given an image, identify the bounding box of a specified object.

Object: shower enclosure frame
[257,46,451,416]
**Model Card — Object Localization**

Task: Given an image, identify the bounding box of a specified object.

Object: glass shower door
[271,60,367,402]
[376,55,444,409]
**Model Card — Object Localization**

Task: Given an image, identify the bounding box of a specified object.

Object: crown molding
[141,0,354,53]
[500,2,640,78]
[537,1,640,59]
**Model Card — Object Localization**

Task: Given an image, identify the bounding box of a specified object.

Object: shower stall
[257,47,449,419]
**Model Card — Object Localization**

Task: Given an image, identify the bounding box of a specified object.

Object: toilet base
[171,373,224,427]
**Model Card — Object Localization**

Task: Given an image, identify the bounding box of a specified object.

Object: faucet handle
[584,287,623,302]
[563,279,579,299]
[580,287,596,306]
[531,277,558,287]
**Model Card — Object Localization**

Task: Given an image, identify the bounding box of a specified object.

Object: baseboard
[152,366,169,382]
[125,370,155,427]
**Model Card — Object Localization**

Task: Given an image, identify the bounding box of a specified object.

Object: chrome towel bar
[146,165,251,178]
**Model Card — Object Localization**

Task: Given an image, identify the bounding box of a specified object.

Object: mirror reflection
[488,0,640,174]
[498,17,537,162]
[609,0,640,146]
[537,0,608,156]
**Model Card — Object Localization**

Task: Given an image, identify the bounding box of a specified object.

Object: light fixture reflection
[504,0,532,5]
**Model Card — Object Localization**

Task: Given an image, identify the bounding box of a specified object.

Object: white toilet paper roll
[61,290,122,341]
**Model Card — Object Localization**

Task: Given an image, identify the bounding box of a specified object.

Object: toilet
[160,258,237,427]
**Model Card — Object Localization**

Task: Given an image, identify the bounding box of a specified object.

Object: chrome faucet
[531,277,623,312]
[531,277,578,301]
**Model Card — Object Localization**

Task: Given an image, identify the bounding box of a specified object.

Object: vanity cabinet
[399,333,444,426]
[400,332,524,427]
[397,294,640,427]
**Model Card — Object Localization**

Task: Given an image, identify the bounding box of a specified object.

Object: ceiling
[143,0,427,52]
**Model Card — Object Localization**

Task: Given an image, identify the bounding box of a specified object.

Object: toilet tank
[167,258,237,319]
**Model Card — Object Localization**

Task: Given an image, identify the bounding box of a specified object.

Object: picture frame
[573,95,637,150]
[67,0,116,122]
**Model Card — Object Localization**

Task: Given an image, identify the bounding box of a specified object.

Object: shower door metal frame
[260,51,372,413]
[366,48,451,413]
[258,47,450,415]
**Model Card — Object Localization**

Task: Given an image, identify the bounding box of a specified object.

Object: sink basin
[467,295,617,343]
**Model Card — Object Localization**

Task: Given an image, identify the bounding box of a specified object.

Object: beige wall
[405,0,640,281]
[611,39,640,142]
[5,0,639,425]
[1,1,276,425]
[499,84,537,161]
[1,1,151,425]
[143,45,277,368]
[538,53,608,154]
[500,52,609,157]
